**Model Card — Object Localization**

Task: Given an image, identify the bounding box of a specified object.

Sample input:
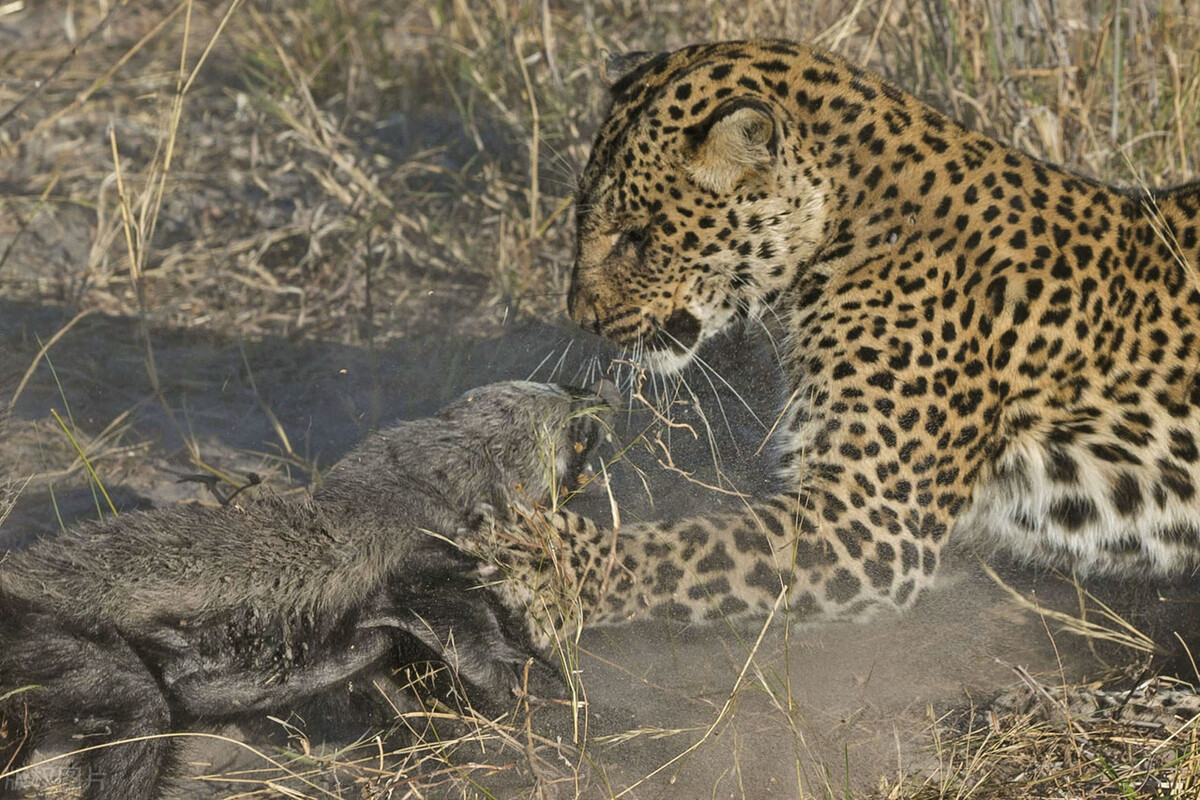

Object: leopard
[489,38,1200,637]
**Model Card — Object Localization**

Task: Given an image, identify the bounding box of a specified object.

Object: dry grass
[3,0,1200,798]
[874,678,1200,799]
[2,0,1196,345]
[873,570,1200,800]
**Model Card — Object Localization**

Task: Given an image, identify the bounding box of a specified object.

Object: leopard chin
[639,344,698,375]
[638,305,725,375]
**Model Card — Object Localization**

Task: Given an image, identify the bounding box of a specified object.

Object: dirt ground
[10,298,1195,800]
[3,1,1200,798]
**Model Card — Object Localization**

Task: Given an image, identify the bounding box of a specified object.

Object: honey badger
[0,381,609,800]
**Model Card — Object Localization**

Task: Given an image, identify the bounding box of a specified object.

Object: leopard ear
[684,98,779,194]
[600,50,665,90]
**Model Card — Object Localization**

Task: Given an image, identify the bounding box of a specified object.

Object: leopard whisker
[662,329,767,433]
[626,342,642,427]
[675,368,731,484]
[581,351,603,388]
[540,139,585,188]
[548,339,574,383]
[651,367,671,451]
[527,346,561,382]
[662,372,687,455]
[748,314,787,376]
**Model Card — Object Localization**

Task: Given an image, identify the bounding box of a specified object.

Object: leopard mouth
[631,307,704,375]
[646,308,702,355]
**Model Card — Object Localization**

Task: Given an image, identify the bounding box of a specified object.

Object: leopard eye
[621,228,650,250]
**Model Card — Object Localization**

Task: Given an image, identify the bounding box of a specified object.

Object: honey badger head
[319,381,613,532]
[436,381,612,513]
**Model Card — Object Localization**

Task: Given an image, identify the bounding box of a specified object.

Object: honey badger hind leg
[367,572,566,714]
[155,626,395,720]
[0,601,174,800]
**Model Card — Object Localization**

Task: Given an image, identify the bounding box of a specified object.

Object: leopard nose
[567,281,602,334]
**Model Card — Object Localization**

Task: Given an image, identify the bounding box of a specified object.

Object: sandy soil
[3,301,1197,798]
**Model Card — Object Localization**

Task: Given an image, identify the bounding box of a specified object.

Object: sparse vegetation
[2,0,1199,797]
[873,675,1200,799]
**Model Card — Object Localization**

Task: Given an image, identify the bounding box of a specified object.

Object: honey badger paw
[549,39,1200,627]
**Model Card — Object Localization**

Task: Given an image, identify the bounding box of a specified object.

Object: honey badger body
[542,40,1200,627]
[0,382,606,800]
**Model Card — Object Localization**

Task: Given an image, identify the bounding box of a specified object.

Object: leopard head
[568,43,829,374]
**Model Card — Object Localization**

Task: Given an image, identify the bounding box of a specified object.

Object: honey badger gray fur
[0,381,608,800]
